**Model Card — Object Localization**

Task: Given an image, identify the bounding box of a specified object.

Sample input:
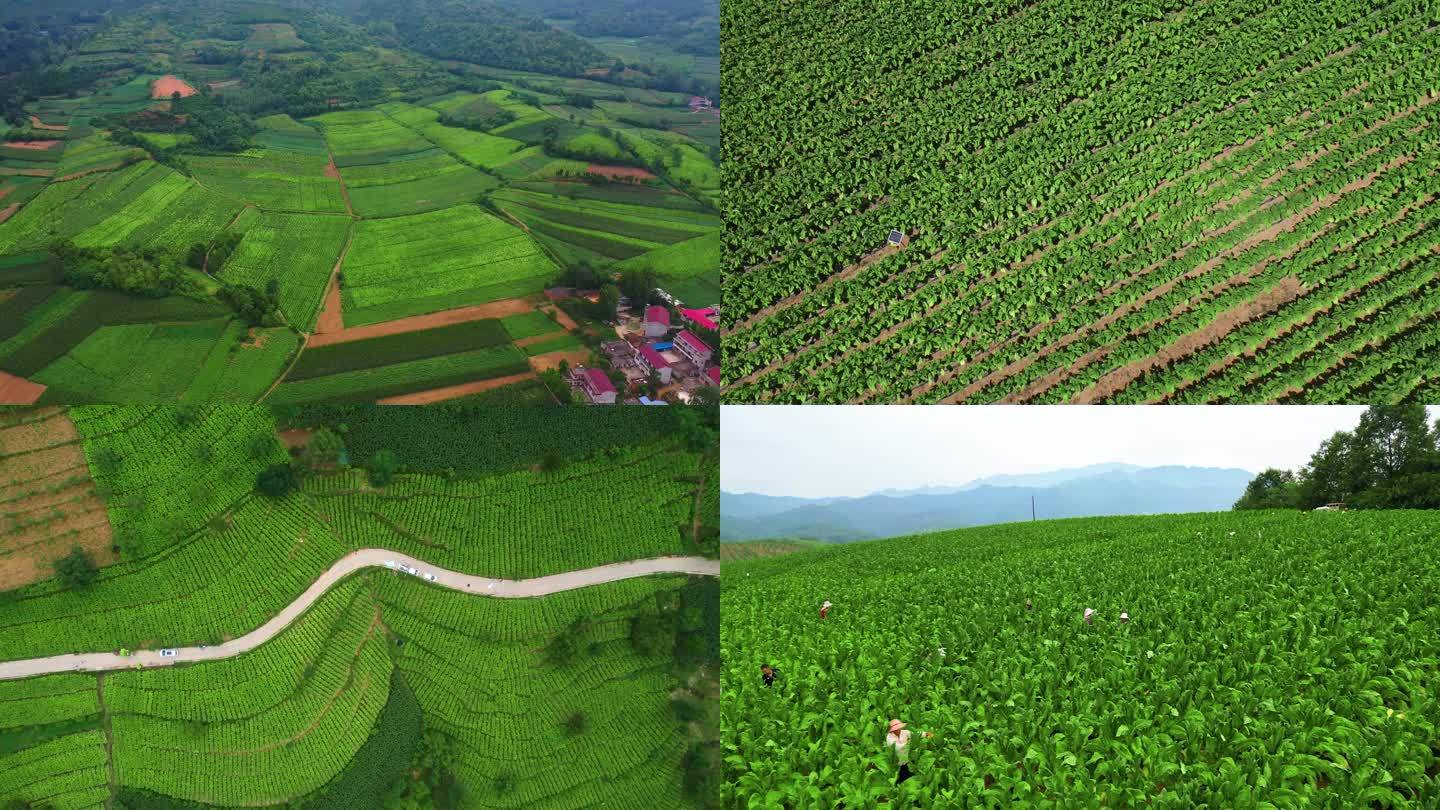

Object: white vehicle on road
[402,565,418,576]
[383,560,398,569]
[159,649,178,658]
[423,573,437,582]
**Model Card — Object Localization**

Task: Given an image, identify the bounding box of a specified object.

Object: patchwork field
[338,205,557,326]
[722,0,1440,404]
[0,404,719,809]
[0,0,719,404]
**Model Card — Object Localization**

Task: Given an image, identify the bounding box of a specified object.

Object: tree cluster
[50,239,207,300]
[1235,405,1440,511]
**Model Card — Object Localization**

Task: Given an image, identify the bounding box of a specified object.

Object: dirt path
[1075,276,1304,403]
[4,140,61,150]
[727,241,903,337]
[0,369,46,404]
[376,371,537,405]
[0,553,720,681]
[325,151,353,217]
[0,203,19,224]
[256,333,308,404]
[309,297,537,347]
[314,222,354,335]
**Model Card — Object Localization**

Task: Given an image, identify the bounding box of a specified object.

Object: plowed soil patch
[277,428,313,449]
[588,163,656,180]
[528,348,590,372]
[28,115,68,131]
[4,140,61,150]
[376,371,538,404]
[549,306,580,331]
[0,411,115,591]
[0,370,45,404]
[151,75,197,99]
[308,297,537,346]
[0,204,19,224]
[0,187,13,202]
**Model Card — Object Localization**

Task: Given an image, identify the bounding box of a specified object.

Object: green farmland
[723,0,1440,403]
[0,404,720,809]
[723,510,1440,806]
[0,0,719,404]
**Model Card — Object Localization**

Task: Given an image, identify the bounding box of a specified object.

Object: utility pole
[1031,495,1036,521]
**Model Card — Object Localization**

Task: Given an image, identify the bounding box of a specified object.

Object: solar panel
[888,230,904,244]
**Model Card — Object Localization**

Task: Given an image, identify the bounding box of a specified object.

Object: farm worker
[760,663,778,687]
[885,719,932,784]
[1119,612,1130,624]
[1083,607,1095,624]
[1025,598,1033,610]
[820,600,833,620]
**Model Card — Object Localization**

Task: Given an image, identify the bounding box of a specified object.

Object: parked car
[403,565,419,576]
[383,560,398,569]
[160,649,177,658]
[423,573,437,582]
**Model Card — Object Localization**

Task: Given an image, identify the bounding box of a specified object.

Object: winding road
[0,551,720,682]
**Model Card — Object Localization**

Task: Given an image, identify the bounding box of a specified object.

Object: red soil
[0,204,19,224]
[151,75,198,99]
[28,115,68,132]
[5,140,61,150]
[316,275,344,334]
[376,372,538,405]
[0,186,12,202]
[308,297,538,347]
[0,370,46,404]
[587,163,656,181]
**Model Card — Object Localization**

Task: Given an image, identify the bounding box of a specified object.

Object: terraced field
[0,404,719,809]
[722,0,1440,403]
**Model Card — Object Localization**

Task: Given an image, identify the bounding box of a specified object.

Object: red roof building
[680,307,717,331]
[643,305,670,338]
[675,330,712,365]
[706,367,721,386]
[581,368,617,404]
[636,344,673,383]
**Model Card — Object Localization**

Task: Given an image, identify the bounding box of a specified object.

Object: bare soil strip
[4,140,62,150]
[1075,276,1304,403]
[549,306,580,331]
[308,297,537,346]
[0,370,45,404]
[28,115,68,132]
[376,371,538,405]
[528,348,590,372]
[587,163,656,180]
[0,203,19,224]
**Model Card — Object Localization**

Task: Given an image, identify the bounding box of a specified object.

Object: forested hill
[328,0,607,75]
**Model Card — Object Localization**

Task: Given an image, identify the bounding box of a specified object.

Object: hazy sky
[721,406,1439,498]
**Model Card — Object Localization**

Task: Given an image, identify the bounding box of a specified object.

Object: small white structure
[887,230,908,247]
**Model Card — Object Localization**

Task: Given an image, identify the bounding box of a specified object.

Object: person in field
[760,663,777,687]
[885,718,932,784]
[819,600,833,619]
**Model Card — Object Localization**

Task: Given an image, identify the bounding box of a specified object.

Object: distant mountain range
[721,464,1255,542]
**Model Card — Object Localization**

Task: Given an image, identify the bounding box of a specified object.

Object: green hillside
[722,510,1440,806]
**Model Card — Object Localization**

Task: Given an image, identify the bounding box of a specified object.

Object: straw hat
[888,718,906,734]
[1083,607,1095,624]
[822,600,833,609]
[1119,612,1130,623]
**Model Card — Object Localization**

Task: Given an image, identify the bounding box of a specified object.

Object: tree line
[1235,404,1440,511]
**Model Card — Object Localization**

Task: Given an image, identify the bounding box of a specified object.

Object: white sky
[721,406,1439,498]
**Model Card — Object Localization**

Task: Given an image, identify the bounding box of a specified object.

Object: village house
[675,330,712,366]
[635,344,673,384]
[581,368,617,404]
[680,307,717,332]
[643,305,670,338]
[706,367,721,387]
